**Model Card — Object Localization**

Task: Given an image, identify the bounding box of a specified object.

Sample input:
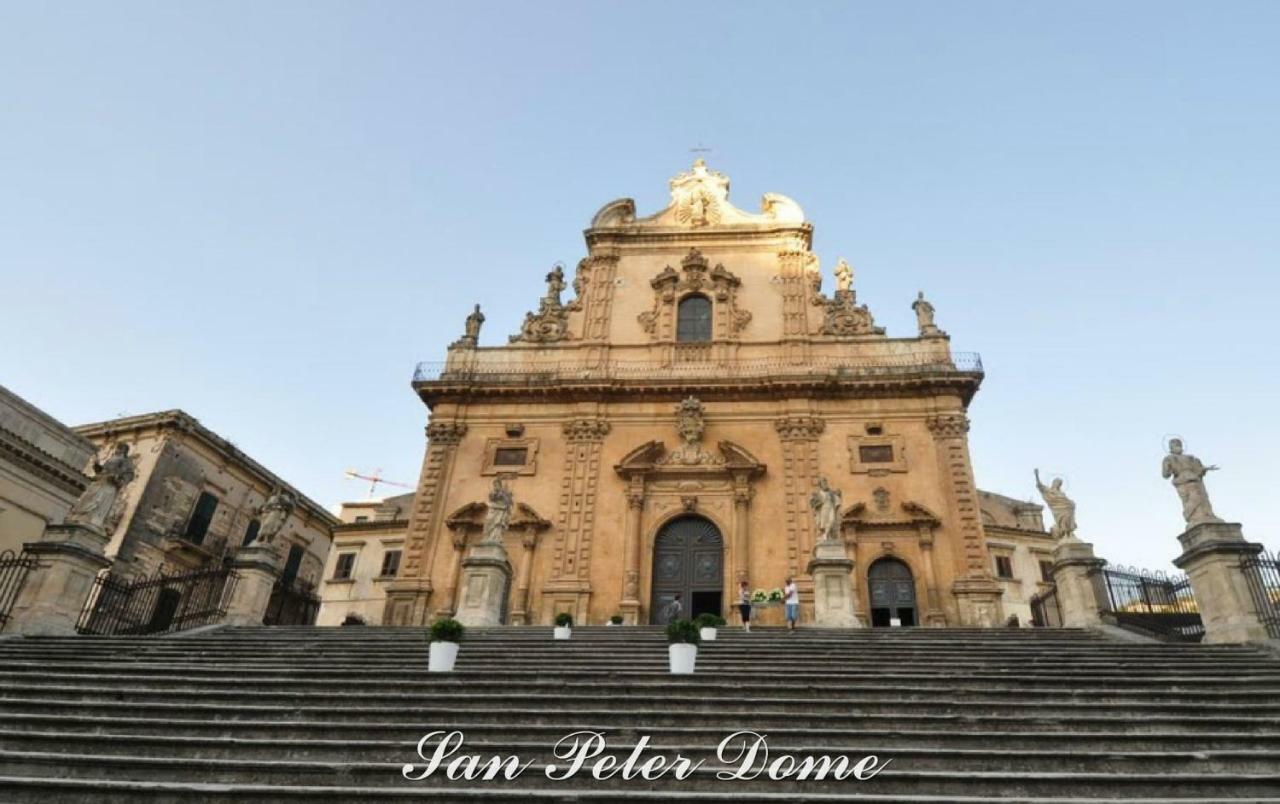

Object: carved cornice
[562,418,611,443]
[774,415,825,441]
[426,421,468,445]
[926,414,970,439]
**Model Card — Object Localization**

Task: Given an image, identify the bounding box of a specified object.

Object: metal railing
[1241,548,1280,639]
[1096,565,1204,642]
[414,351,983,384]
[264,577,320,626]
[77,564,239,636]
[1029,586,1062,627]
[0,549,36,632]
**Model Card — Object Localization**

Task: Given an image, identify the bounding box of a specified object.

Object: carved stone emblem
[658,396,723,466]
[510,265,573,343]
[670,159,726,227]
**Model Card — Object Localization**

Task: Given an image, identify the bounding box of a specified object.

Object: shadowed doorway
[868,557,917,627]
[650,515,723,624]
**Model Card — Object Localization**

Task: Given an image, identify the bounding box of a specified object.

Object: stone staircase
[0,625,1278,801]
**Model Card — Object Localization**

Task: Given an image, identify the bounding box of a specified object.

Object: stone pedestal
[224,543,283,627]
[951,577,1005,627]
[7,523,113,636]
[455,541,513,627]
[383,579,434,626]
[1173,522,1270,644]
[806,539,862,628]
[1051,539,1107,628]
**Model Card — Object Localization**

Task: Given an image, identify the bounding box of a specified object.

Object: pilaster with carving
[383,419,466,626]
[578,253,620,342]
[927,412,1003,625]
[775,250,820,360]
[543,416,610,621]
[774,415,825,577]
[619,477,646,624]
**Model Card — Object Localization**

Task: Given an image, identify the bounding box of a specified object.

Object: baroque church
[381,161,1051,628]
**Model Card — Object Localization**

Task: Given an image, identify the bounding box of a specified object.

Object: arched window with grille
[676,295,712,342]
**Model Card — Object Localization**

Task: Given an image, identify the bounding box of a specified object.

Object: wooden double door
[650,515,723,624]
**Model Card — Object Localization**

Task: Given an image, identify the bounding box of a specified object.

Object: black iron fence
[0,549,36,632]
[77,564,238,636]
[1029,586,1062,627]
[263,577,320,626]
[1241,549,1280,639]
[1096,565,1204,642]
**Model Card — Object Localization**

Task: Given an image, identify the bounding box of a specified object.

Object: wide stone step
[6,683,1280,718]
[2,750,1279,797]
[4,713,1277,751]
[5,730,1278,774]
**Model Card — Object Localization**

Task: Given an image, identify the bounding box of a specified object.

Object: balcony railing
[414,351,983,384]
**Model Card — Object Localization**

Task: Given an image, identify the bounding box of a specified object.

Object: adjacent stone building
[979,490,1055,624]
[0,386,95,554]
[316,493,412,625]
[72,411,338,593]
[385,161,1021,628]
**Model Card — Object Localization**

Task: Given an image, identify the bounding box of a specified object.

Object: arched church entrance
[650,515,723,624]
[868,557,917,627]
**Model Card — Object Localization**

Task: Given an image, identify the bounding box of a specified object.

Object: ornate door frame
[649,515,724,623]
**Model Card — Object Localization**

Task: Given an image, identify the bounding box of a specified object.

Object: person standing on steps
[662,592,683,624]
[737,580,752,632]
[784,577,800,631]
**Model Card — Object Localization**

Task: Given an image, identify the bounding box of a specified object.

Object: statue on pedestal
[254,488,296,546]
[1162,439,1222,526]
[809,478,843,543]
[482,478,513,545]
[912,291,943,336]
[542,265,566,310]
[451,304,485,348]
[1034,469,1078,541]
[834,259,853,293]
[65,444,135,531]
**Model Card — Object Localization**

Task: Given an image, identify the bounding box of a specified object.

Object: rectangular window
[183,492,219,546]
[994,555,1014,579]
[858,445,895,463]
[493,447,529,466]
[333,552,357,580]
[353,515,369,523]
[1039,560,1054,583]
[242,519,260,547]
[380,549,402,578]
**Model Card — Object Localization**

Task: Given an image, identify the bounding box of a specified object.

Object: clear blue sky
[2,2,1276,569]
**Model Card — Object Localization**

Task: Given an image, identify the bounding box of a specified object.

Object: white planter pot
[668,643,698,674]
[700,627,717,641]
[607,621,618,627]
[427,641,459,673]
[554,626,572,640]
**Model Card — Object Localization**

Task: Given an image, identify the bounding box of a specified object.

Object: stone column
[1173,522,1270,644]
[806,538,861,628]
[1050,539,1106,628]
[224,543,284,627]
[455,540,513,627]
[509,532,537,626]
[732,477,752,587]
[438,528,470,618]
[917,524,947,626]
[618,481,644,625]
[7,523,113,636]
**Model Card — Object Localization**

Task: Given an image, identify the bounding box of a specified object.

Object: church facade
[384,162,1012,628]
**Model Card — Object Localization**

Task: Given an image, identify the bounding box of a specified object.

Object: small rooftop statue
[912,291,945,337]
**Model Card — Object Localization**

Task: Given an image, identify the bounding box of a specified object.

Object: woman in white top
[783,577,799,631]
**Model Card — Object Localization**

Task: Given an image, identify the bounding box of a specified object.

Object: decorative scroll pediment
[842,498,941,529]
[446,501,552,533]
[615,439,765,478]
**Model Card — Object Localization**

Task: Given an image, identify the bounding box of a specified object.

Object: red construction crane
[343,468,414,499]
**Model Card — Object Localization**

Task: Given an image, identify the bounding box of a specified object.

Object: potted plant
[608,614,624,626]
[694,613,725,641]
[751,589,769,604]
[554,612,573,640]
[767,588,784,604]
[667,618,700,674]
[428,618,464,673]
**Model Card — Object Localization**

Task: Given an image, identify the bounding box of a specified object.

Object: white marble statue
[1034,469,1078,541]
[1161,439,1222,526]
[255,488,296,546]
[912,291,940,335]
[809,478,843,543]
[482,478,513,545]
[65,443,135,531]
